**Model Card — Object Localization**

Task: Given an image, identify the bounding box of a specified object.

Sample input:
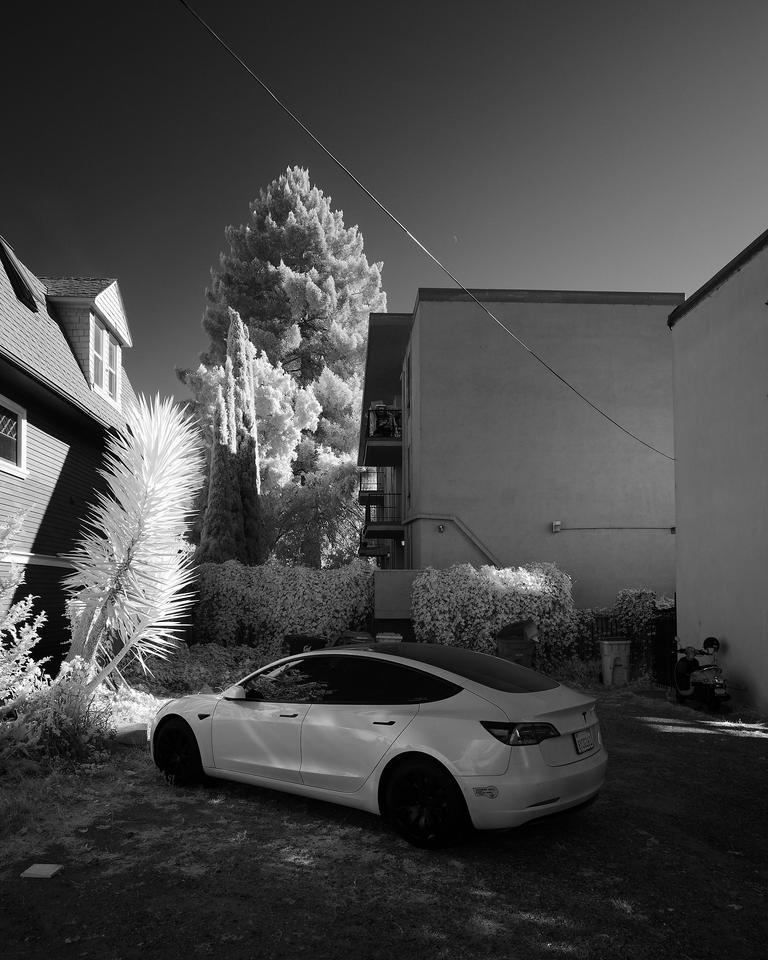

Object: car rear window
[366,642,560,693]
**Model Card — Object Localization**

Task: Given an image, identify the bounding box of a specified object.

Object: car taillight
[481,721,560,745]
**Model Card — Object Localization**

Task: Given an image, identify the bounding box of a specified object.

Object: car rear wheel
[383,757,470,848]
[154,718,203,786]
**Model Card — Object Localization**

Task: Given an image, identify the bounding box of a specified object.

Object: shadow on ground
[2,688,767,960]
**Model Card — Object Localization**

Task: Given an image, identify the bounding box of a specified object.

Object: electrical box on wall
[551,521,562,533]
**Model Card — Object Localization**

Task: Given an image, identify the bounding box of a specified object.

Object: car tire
[154,717,203,786]
[383,756,470,849]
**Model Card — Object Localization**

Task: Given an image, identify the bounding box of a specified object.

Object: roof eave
[0,345,124,431]
[668,225,768,328]
[416,288,685,310]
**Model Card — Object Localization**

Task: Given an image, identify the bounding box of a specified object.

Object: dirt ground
[1,686,767,960]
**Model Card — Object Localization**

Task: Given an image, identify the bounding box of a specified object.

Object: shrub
[190,559,374,660]
[411,562,578,659]
[1,511,50,716]
[613,588,657,642]
[0,658,113,771]
[122,641,265,695]
[1,595,49,714]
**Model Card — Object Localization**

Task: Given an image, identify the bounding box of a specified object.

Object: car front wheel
[154,717,203,786]
[383,757,470,848]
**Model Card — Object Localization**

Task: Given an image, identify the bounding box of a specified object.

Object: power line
[175,0,675,461]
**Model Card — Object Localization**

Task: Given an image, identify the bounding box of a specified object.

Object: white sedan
[149,642,607,847]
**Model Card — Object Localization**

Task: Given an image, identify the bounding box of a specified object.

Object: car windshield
[362,643,560,693]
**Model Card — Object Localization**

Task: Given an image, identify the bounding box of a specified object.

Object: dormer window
[92,315,120,402]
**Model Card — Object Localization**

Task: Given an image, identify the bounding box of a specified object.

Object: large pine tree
[202,166,385,391]
[190,166,386,567]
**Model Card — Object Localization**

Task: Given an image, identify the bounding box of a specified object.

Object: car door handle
[372,720,396,725]
[280,713,299,718]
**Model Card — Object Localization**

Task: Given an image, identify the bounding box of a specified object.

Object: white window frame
[0,393,28,478]
[91,314,120,404]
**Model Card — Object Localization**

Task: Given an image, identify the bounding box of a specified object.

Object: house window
[0,394,27,477]
[92,315,119,402]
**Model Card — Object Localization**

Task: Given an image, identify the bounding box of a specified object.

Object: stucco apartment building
[669,228,768,712]
[0,235,135,668]
[358,288,682,628]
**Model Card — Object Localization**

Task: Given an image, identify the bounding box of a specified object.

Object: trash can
[281,634,327,655]
[495,620,536,667]
[599,639,631,686]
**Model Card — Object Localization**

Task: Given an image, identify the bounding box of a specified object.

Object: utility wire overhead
[175,0,675,461]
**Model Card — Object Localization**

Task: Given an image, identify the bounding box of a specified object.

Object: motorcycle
[673,636,730,710]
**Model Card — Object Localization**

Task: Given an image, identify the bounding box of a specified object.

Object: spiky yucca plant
[63,395,204,691]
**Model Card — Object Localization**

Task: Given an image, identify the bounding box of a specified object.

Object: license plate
[573,728,595,754]
[715,688,728,697]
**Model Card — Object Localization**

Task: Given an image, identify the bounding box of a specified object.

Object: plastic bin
[599,639,631,686]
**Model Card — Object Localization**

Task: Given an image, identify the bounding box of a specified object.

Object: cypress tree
[197,384,245,564]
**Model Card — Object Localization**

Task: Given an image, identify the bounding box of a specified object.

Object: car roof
[304,642,559,694]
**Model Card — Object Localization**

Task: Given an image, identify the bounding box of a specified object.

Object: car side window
[328,657,462,705]
[242,657,338,703]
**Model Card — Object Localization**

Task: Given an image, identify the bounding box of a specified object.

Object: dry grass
[2,690,768,960]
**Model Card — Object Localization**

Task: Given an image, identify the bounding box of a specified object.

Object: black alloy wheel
[384,757,470,848]
[154,717,203,786]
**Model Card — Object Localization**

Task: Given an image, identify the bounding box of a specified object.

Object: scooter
[673,637,730,710]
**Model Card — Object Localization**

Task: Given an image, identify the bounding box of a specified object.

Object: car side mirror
[222,684,246,701]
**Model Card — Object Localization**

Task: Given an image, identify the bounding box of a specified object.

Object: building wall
[406,295,677,607]
[50,301,91,383]
[671,253,768,711]
[0,362,106,666]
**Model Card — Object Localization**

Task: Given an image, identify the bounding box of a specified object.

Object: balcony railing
[366,405,402,440]
[365,493,402,526]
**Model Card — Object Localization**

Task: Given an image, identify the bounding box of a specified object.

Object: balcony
[362,492,403,545]
[358,538,390,559]
[365,494,402,526]
[358,469,386,506]
[361,404,402,466]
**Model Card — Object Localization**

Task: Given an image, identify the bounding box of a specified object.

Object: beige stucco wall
[672,253,768,711]
[406,295,677,608]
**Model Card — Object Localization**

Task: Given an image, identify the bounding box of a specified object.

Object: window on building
[92,315,120,402]
[0,395,27,476]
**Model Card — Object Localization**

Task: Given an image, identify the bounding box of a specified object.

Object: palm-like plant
[63,395,204,691]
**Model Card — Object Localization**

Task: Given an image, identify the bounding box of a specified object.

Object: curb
[114,723,148,747]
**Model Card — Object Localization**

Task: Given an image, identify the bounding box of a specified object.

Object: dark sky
[3,0,768,401]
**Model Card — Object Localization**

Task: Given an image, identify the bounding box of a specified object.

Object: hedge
[411,562,577,657]
[190,559,374,661]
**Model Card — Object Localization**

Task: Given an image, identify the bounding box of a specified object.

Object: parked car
[149,642,607,847]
